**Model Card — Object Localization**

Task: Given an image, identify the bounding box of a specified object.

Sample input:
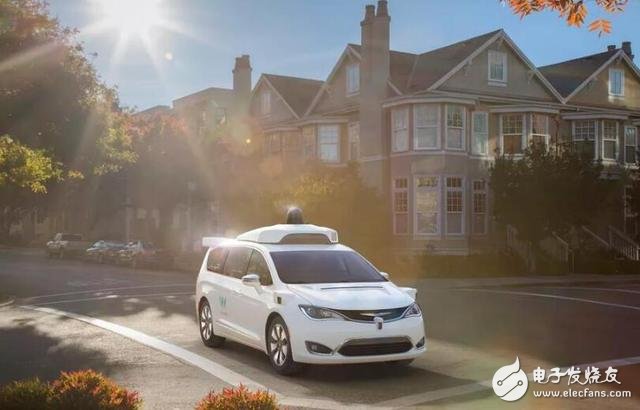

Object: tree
[625,151,640,239]
[490,144,619,270]
[503,0,628,35]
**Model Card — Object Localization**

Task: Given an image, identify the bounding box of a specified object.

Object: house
[246,0,640,256]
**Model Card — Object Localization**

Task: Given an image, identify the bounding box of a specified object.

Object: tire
[267,316,303,375]
[198,300,225,348]
[388,359,414,367]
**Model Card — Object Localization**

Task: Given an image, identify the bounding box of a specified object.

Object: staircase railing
[539,232,570,263]
[581,225,610,250]
[608,225,640,261]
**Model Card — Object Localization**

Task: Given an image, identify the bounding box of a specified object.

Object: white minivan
[195,223,425,375]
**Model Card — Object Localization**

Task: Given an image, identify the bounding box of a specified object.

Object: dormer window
[488,50,507,84]
[346,63,360,95]
[260,90,271,115]
[609,68,624,97]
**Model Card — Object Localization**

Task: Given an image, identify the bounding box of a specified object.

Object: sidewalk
[410,273,640,289]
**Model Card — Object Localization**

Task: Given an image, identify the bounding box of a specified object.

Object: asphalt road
[0,248,639,409]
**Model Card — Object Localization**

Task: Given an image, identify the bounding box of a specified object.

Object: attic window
[488,50,507,84]
[609,68,624,97]
[260,90,271,115]
[346,63,360,95]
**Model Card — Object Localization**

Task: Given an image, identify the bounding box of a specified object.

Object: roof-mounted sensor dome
[286,207,304,224]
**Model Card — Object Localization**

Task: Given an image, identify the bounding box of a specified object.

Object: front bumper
[288,313,426,364]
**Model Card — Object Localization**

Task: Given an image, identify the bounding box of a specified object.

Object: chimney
[233,54,252,115]
[607,45,616,52]
[622,41,634,60]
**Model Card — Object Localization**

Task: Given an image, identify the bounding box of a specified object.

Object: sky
[47,0,640,111]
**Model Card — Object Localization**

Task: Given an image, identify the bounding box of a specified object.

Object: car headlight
[403,303,422,318]
[299,305,344,320]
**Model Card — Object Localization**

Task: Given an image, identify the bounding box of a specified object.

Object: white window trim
[260,90,271,116]
[413,175,441,237]
[572,120,598,161]
[317,124,340,163]
[624,126,638,165]
[302,126,316,159]
[472,180,488,236]
[608,68,624,97]
[392,178,409,236]
[445,176,465,237]
[413,104,441,150]
[445,104,466,151]
[347,121,360,161]
[529,114,550,149]
[488,50,508,84]
[392,107,410,153]
[601,120,619,162]
[499,113,525,156]
[346,62,360,96]
[472,111,489,156]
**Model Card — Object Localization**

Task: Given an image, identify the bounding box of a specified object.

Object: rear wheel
[267,317,302,375]
[198,300,225,348]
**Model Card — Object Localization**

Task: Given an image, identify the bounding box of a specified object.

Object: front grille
[334,306,408,322]
[338,337,413,357]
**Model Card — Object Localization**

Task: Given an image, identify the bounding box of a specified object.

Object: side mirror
[241,273,261,287]
[380,272,390,280]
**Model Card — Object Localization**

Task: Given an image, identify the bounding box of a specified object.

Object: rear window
[207,247,228,273]
[270,250,384,284]
[61,234,82,241]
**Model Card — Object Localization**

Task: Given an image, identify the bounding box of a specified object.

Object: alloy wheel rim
[269,323,288,366]
[200,304,213,340]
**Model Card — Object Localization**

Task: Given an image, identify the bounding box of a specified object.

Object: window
[223,247,252,278]
[609,68,624,97]
[415,176,440,235]
[215,108,227,125]
[602,121,618,161]
[207,247,228,273]
[624,186,638,237]
[446,177,464,235]
[393,178,408,234]
[247,250,272,285]
[391,107,409,152]
[446,105,465,150]
[530,114,549,148]
[265,133,281,155]
[348,121,360,161]
[573,120,596,159]
[260,90,271,115]
[488,50,507,83]
[283,132,300,152]
[414,104,439,149]
[346,63,360,95]
[472,112,488,155]
[472,180,487,235]
[302,126,316,159]
[501,114,524,155]
[625,126,637,164]
[318,124,340,163]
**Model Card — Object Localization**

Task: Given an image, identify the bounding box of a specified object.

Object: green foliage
[195,385,279,410]
[0,134,61,193]
[0,378,52,410]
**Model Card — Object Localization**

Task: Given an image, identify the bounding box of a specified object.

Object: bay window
[625,126,637,164]
[318,125,340,163]
[393,178,408,235]
[472,112,488,155]
[265,133,281,155]
[415,176,439,235]
[392,107,409,152]
[530,114,549,149]
[472,180,487,235]
[572,120,596,159]
[501,114,524,155]
[602,121,618,161]
[414,104,440,150]
[446,105,465,150]
[302,126,316,159]
[283,131,300,153]
[348,122,360,161]
[446,177,464,235]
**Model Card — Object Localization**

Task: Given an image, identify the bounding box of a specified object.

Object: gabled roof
[172,87,235,109]
[253,74,323,118]
[347,44,418,94]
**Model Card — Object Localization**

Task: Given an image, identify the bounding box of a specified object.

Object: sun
[97,0,164,36]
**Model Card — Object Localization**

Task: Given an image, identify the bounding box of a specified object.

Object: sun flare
[96,0,164,37]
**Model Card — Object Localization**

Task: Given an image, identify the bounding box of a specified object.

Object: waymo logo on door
[492,357,529,401]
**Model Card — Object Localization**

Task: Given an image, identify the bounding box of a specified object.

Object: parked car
[195,223,425,375]
[85,240,126,264]
[46,233,91,259]
[117,240,173,269]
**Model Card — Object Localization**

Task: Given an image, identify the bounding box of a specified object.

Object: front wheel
[267,317,303,375]
[198,300,225,348]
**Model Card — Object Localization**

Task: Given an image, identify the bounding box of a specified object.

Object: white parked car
[195,223,425,375]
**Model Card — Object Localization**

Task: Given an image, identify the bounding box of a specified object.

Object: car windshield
[269,250,384,284]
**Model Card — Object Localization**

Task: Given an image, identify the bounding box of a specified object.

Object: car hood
[286,282,414,310]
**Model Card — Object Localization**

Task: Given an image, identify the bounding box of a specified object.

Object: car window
[222,247,252,279]
[247,250,273,286]
[207,247,228,273]
[270,250,385,284]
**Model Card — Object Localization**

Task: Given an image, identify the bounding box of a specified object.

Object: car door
[217,246,253,341]
[232,249,275,349]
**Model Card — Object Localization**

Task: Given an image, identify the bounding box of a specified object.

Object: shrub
[0,378,52,410]
[195,385,278,410]
[50,370,141,410]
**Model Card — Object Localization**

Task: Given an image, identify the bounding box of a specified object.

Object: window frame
[488,50,507,84]
[445,104,466,151]
[206,247,229,274]
[445,176,465,236]
[265,132,282,155]
[348,121,360,161]
[500,113,525,156]
[413,104,440,150]
[413,175,441,237]
[572,120,598,161]
[260,90,271,115]
[302,126,316,159]
[391,107,410,153]
[471,111,489,156]
[472,180,488,235]
[624,126,638,165]
[529,113,550,149]
[346,62,360,95]
[609,68,624,97]
[601,120,618,161]
[392,177,409,235]
[317,124,340,163]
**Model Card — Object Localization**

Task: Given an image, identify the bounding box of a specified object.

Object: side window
[223,247,252,279]
[207,247,228,273]
[247,251,273,286]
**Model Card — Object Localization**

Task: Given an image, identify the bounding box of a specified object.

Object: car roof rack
[236,224,339,244]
